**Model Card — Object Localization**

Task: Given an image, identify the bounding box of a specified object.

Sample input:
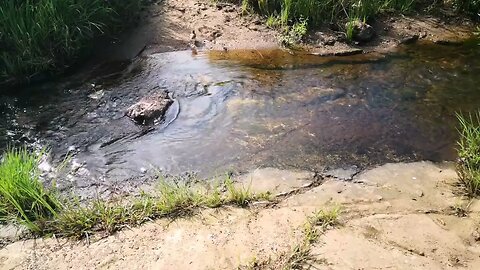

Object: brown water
[1,42,479,196]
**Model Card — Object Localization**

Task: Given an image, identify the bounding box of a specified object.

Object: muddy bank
[2,161,480,269]
[117,0,476,58]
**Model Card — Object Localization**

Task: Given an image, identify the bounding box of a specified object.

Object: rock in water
[125,91,173,125]
[347,20,375,42]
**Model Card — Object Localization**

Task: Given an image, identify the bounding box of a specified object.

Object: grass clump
[279,18,308,47]
[0,148,61,232]
[456,111,480,196]
[0,0,144,85]
[0,151,273,238]
[284,208,340,269]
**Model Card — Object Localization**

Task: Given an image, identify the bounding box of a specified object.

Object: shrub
[456,111,480,195]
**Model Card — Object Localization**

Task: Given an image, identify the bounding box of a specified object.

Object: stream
[1,41,479,197]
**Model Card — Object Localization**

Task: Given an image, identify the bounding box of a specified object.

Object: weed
[280,18,308,47]
[266,15,282,28]
[0,148,61,232]
[456,111,480,196]
[345,17,358,42]
[225,177,255,206]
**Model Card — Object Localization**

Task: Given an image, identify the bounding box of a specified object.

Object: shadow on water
[1,41,479,196]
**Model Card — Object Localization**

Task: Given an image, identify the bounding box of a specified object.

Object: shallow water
[1,41,479,195]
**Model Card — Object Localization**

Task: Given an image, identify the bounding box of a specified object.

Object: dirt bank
[2,161,480,269]
[105,0,475,60]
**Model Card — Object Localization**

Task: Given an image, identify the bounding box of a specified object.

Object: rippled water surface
[1,41,479,194]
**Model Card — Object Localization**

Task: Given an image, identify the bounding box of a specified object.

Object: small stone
[38,160,52,172]
[71,159,83,172]
[399,34,419,45]
[472,230,480,241]
[140,167,147,174]
[67,145,76,153]
[416,190,424,197]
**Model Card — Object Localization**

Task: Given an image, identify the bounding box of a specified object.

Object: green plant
[280,18,308,47]
[0,148,61,231]
[0,0,144,85]
[225,177,254,206]
[240,207,340,269]
[266,14,282,28]
[244,0,416,36]
[456,111,480,195]
[345,16,358,42]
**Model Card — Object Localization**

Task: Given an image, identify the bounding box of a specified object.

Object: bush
[0,0,144,85]
[456,111,480,195]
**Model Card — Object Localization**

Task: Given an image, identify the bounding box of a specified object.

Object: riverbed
[0,41,479,197]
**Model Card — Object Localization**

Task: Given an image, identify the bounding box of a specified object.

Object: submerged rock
[347,20,375,42]
[125,91,173,125]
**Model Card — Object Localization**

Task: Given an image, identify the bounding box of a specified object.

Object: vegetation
[279,19,308,47]
[0,148,61,232]
[0,0,144,85]
[241,208,340,270]
[242,0,416,27]
[0,149,272,238]
[455,0,480,18]
[456,111,480,196]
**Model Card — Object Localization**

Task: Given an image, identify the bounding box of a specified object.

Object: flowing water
[1,41,479,196]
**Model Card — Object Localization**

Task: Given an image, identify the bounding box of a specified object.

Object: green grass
[0,0,144,85]
[0,150,273,238]
[244,0,416,27]
[456,111,480,196]
[0,148,61,232]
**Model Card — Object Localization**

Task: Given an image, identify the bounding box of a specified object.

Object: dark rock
[324,38,336,46]
[125,91,173,125]
[224,6,236,13]
[400,34,419,45]
[347,20,375,42]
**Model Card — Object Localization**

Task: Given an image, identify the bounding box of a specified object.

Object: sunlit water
[1,41,479,195]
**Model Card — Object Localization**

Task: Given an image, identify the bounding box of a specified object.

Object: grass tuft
[0,148,61,232]
[456,111,480,196]
[241,207,340,270]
